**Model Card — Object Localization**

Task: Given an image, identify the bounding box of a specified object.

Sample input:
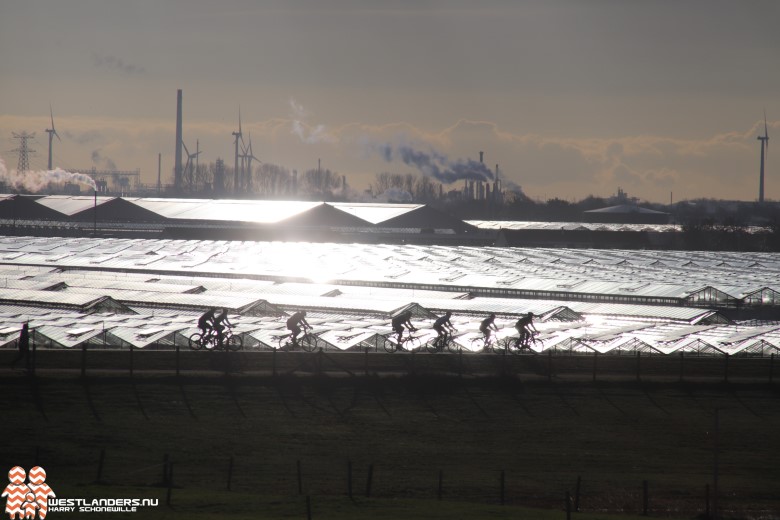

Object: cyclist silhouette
[391,310,416,345]
[198,308,216,338]
[479,313,498,345]
[433,311,456,345]
[286,311,311,347]
[515,312,538,349]
[213,308,232,345]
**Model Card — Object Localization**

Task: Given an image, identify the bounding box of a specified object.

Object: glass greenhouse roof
[0,235,778,356]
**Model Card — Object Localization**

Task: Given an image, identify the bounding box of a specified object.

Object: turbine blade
[49,104,61,140]
[765,109,769,138]
[181,140,190,156]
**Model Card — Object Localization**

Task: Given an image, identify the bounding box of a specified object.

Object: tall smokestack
[479,151,484,163]
[174,89,183,192]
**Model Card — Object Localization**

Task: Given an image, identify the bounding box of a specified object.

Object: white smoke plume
[0,155,97,192]
[289,98,337,144]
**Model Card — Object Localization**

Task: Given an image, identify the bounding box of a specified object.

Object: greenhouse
[0,235,777,357]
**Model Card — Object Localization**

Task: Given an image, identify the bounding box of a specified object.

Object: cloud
[92,53,146,75]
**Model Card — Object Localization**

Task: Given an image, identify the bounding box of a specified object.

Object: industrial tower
[12,131,35,173]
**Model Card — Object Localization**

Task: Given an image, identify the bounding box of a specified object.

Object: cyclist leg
[290,325,301,346]
[394,324,404,349]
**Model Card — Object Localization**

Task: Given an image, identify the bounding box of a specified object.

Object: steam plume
[0,156,97,192]
[290,98,336,144]
[378,144,494,184]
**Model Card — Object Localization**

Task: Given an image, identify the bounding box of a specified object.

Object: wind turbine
[181,140,202,191]
[758,110,769,203]
[241,132,261,192]
[45,104,61,171]
[232,108,243,193]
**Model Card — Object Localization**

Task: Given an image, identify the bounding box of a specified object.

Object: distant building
[583,204,670,224]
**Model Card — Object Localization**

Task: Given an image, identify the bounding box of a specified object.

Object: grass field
[2,357,779,519]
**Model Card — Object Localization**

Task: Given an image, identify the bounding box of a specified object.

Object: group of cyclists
[196,307,539,352]
[391,309,538,352]
[197,307,233,346]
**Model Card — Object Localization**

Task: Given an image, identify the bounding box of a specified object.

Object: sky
[1,0,779,203]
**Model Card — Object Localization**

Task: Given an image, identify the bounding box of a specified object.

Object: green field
[2,365,779,519]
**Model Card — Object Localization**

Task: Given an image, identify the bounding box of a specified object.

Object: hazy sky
[1,0,779,203]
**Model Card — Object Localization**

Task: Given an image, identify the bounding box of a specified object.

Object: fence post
[636,351,641,382]
[129,345,134,377]
[364,347,369,376]
[565,490,572,520]
[547,350,553,382]
[499,469,505,506]
[713,408,720,520]
[175,344,180,377]
[306,495,312,520]
[642,479,649,516]
[297,460,303,495]
[705,483,710,519]
[30,339,36,375]
[162,453,169,486]
[165,463,174,507]
[592,353,597,382]
[365,463,374,498]
[437,469,443,501]
[347,459,353,500]
[95,448,105,484]
[723,353,729,383]
[272,347,277,377]
[81,344,87,378]
[770,353,774,384]
[679,352,685,383]
[574,475,581,512]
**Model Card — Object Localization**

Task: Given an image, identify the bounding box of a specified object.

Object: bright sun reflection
[266,243,347,284]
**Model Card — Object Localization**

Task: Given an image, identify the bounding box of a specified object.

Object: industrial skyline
[1,1,779,203]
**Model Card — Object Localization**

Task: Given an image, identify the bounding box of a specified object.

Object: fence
[6,346,777,384]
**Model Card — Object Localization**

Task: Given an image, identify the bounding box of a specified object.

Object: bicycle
[424,331,461,353]
[384,332,422,353]
[470,331,502,353]
[189,326,242,351]
[505,330,542,355]
[277,328,322,352]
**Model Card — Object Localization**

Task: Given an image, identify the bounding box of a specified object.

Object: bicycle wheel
[226,334,242,351]
[384,338,399,353]
[424,338,440,354]
[447,338,463,353]
[188,332,203,350]
[300,333,319,352]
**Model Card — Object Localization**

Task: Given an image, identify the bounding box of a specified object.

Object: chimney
[174,89,183,191]
[479,151,484,163]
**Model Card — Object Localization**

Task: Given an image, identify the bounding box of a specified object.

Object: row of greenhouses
[0,235,777,356]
